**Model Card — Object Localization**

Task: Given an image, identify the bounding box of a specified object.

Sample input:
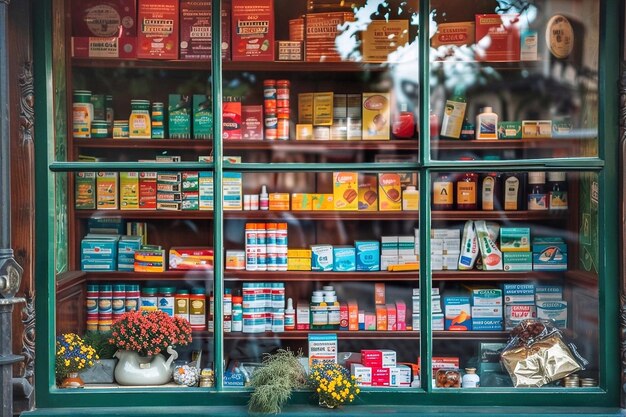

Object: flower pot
[319,399,337,409]
[60,372,84,388]
[78,358,118,384]
[114,347,178,386]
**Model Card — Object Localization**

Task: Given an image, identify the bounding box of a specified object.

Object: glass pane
[223,0,420,163]
[56,0,217,389]
[221,170,421,390]
[429,0,599,160]
[429,170,599,389]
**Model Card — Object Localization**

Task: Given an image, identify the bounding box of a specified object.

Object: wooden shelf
[73,137,594,153]
[72,270,565,283]
[73,138,417,151]
[432,138,595,150]
[192,330,509,340]
[71,58,390,72]
[74,209,565,222]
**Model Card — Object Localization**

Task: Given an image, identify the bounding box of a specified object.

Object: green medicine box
[500,227,530,252]
[503,252,533,271]
[498,121,522,139]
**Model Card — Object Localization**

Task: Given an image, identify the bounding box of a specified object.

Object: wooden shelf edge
[73,209,565,222]
[191,330,509,340]
[56,270,87,292]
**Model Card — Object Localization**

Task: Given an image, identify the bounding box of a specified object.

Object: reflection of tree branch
[495,0,535,15]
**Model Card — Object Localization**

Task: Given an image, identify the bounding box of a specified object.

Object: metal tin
[113,120,129,138]
[91,120,109,138]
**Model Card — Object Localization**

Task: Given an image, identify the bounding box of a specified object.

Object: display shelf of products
[71,58,391,73]
[73,138,213,151]
[68,270,565,283]
[191,330,509,340]
[74,209,567,221]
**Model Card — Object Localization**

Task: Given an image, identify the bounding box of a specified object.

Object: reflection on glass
[430,171,599,389]
[429,0,599,160]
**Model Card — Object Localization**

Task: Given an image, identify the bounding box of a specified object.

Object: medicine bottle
[73,90,93,138]
[284,298,296,331]
[456,159,478,210]
[528,171,548,210]
[175,289,190,322]
[462,368,480,388]
[158,287,175,317]
[481,172,501,211]
[129,99,152,139]
[503,173,525,211]
[189,288,206,331]
[548,172,568,210]
[232,296,243,332]
[432,173,454,210]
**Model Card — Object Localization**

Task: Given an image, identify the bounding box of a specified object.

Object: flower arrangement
[109,310,192,357]
[55,333,98,379]
[307,362,360,408]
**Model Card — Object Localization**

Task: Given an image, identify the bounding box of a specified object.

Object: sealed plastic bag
[500,319,587,387]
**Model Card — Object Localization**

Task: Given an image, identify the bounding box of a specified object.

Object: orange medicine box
[96,172,118,209]
[305,12,354,62]
[231,0,275,61]
[361,20,409,63]
[348,301,359,331]
[139,172,157,210]
[312,194,334,211]
[358,174,378,211]
[378,173,402,211]
[375,283,385,305]
[431,22,475,48]
[376,305,388,330]
[475,14,520,62]
[333,172,358,210]
[137,0,179,60]
[169,247,214,270]
[387,304,397,330]
[291,193,313,210]
[269,193,290,210]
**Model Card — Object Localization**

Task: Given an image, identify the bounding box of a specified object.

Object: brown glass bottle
[456,169,478,210]
[432,173,454,210]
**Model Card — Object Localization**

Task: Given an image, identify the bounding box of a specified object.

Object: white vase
[114,346,178,386]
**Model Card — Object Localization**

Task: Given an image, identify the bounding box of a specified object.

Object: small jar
[276,80,290,108]
[129,99,152,139]
[435,369,461,388]
[91,120,109,138]
[113,120,129,139]
[140,287,158,311]
[73,90,93,138]
[277,109,290,140]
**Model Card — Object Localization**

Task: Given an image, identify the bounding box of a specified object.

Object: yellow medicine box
[269,193,290,210]
[292,193,313,210]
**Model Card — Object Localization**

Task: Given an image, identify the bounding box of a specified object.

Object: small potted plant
[78,331,118,384]
[109,310,192,386]
[308,362,360,409]
[248,349,307,414]
[55,333,98,388]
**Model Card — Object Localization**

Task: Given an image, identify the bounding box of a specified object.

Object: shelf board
[74,209,564,222]
[192,330,509,340]
[432,138,594,150]
[72,270,565,283]
[73,137,593,152]
[72,58,390,72]
[73,138,417,151]
[81,271,214,281]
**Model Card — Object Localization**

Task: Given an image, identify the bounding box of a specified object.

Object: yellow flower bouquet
[307,362,360,408]
[55,333,98,380]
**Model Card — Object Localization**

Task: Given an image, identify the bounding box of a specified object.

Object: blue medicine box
[81,258,116,271]
[472,318,503,331]
[502,283,535,304]
[333,246,356,272]
[81,236,119,260]
[355,241,380,271]
[444,296,472,331]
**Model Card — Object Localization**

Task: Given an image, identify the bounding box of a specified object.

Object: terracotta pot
[60,372,84,388]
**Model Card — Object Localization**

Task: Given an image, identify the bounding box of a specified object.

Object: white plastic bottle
[462,368,480,388]
[475,107,498,140]
[260,185,269,210]
[285,298,296,330]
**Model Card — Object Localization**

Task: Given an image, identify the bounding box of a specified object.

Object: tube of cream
[458,220,479,270]
[475,220,503,270]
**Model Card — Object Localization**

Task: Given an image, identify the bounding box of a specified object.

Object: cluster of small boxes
[414,228,461,271]
[412,288,444,331]
[297,237,418,273]
[501,229,568,272]
[504,284,567,329]
[348,350,412,387]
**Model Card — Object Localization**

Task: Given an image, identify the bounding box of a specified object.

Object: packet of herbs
[500,319,588,387]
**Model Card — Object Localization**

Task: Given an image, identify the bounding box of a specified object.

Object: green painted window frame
[32,0,621,409]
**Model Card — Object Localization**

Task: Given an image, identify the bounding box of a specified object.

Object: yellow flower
[64,359,70,366]
[356,388,360,394]
[349,394,354,400]
[317,388,321,393]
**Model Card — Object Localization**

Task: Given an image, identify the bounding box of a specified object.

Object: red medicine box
[475,14,520,62]
[231,0,275,61]
[137,0,179,59]
[180,0,231,61]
